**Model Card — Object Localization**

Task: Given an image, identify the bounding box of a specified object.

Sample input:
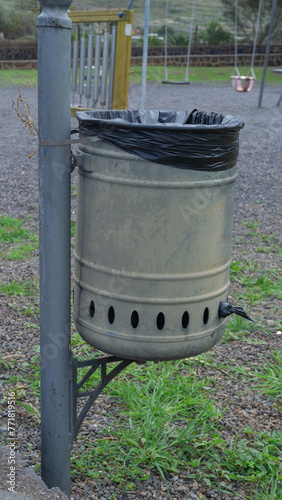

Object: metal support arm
[70,355,133,444]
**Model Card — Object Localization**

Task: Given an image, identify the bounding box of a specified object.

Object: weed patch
[70,359,282,496]
[72,361,220,483]
[0,215,36,244]
[222,315,271,344]
[235,350,282,408]
[242,272,282,304]
[0,279,38,296]
[0,215,38,260]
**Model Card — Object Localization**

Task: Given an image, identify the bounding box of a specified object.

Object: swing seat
[162,79,191,85]
[231,75,256,93]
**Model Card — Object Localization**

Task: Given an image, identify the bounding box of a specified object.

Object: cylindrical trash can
[73,109,244,361]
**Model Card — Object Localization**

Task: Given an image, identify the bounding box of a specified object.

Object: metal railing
[68,9,133,116]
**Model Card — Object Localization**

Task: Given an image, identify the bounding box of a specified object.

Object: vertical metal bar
[141,0,150,110]
[36,0,72,497]
[93,28,102,106]
[185,0,195,82]
[101,361,107,382]
[250,0,263,72]
[86,31,94,107]
[79,27,86,105]
[71,25,78,105]
[100,26,109,106]
[71,356,78,440]
[258,0,277,107]
[234,0,238,72]
[108,23,117,109]
[163,0,168,81]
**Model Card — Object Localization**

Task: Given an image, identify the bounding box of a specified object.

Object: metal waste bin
[73,109,244,361]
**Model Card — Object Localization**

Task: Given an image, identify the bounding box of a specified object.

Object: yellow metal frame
[69,9,133,115]
[113,10,133,110]
[68,9,131,24]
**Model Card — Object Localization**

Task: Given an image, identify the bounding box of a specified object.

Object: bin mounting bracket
[70,354,134,446]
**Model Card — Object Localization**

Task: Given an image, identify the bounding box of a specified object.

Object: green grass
[230,255,282,306]
[240,222,280,257]
[0,69,37,87]
[109,361,220,478]
[0,279,38,297]
[222,314,268,343]
[0,215,36,244]
[129,65,282,85]
[72,359,221,483]
[1,242,38,260]
[242,271,282,305]
[70,358,282,497]
[207,429,282,498]
[236,351,282,409]
[3,327,281,497]
[19,348,41,398]
[0,215,38,260]
[71,220,76,237]
[0,65,281,87]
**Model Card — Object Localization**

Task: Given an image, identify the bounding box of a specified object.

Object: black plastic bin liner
[76,109,245,172]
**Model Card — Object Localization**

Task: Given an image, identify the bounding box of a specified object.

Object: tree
[222,0,282,44]
[0,6,6,34]
[13,0,39,12]
[157,24,175,38]
[201,21,233,45]
[0,6,37,39]
[168,33,189,46]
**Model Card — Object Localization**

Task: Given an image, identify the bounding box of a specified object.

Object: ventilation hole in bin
[156,312,165,330]
[203,307,209,325]
[182,311,189,329]
[131,310,139,328]
[108,306,115,325]
[89,300,95,318]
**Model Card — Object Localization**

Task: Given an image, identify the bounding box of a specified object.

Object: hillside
[70,0,230,34]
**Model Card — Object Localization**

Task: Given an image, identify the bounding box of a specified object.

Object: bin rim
[76,109,245,133]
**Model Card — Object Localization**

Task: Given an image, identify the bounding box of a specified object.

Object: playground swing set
[161,0,264,93]
[162,0,195,84]
[231,0,263,92]
[68,0,278,111]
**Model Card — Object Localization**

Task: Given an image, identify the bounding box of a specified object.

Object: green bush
[157,24,175,37]
[0,5,37,40]
[200,21,233,45]
[168,33,189,46]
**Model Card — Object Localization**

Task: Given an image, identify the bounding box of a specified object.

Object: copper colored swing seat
[231,75,256,92]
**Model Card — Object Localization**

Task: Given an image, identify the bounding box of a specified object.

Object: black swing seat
[162,79,191,85]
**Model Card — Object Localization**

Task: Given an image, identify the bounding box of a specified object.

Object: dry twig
[12,86,38,159]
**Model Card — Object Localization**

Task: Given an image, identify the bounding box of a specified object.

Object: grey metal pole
[37,0,72,497]
[108,24,117,109]
[141,0,150,110]
[258,0,277,107]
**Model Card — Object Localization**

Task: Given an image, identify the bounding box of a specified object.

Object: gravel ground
[0,80,281,500]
